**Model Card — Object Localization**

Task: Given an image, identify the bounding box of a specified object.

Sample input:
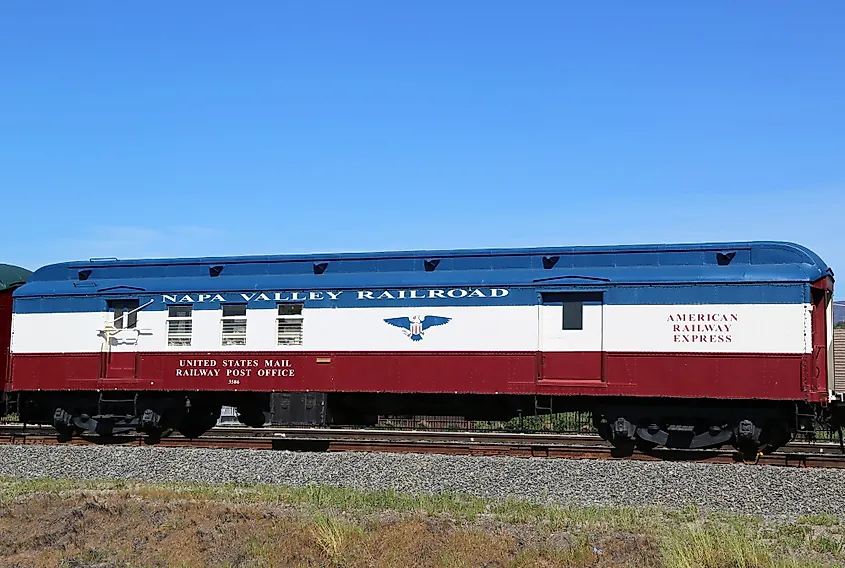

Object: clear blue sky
[1,1,843,295]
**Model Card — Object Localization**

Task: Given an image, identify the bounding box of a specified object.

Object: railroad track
[1,423,843,468]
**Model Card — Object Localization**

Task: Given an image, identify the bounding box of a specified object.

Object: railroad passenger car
[1,263,32,414]
[5,241,837,455]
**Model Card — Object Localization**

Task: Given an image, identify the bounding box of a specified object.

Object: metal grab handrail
[97,299,155,336]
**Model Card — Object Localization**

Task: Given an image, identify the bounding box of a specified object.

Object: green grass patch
[798,514,841,527]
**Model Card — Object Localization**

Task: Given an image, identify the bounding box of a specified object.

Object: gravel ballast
[0,444,839,518]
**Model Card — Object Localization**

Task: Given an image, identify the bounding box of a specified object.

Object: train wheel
[591,413,612,442]
[177,408,219,439]
[52,408,78,441]
[139,409,165,442]
[758,419,791,455]
[607,416,638,456]
[732,419,763,460]
[237,408,268,428]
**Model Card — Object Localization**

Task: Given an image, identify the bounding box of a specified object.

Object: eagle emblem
[384,315,451,341]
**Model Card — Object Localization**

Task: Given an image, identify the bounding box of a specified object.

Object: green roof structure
[0,264,31,292]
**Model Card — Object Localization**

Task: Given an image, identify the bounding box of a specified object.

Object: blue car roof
[14,240,833,297]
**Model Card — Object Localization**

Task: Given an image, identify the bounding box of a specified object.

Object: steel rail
[0,424,843,468]
[4,422,842,451]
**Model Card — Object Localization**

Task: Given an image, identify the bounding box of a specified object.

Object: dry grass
[0,477,840,567]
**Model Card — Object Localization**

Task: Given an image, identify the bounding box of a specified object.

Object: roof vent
[424,259,440,272]
[78,269,92,281]
[542,255,560,269]
[716,252,736,266]
[209,265,224,277]
[313,262,328,275]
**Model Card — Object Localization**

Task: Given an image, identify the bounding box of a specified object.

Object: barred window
[222,304,247,346]
[167,305,193,346]
[277,303,303,346]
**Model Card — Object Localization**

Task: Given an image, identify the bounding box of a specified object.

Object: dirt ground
[0,479,840,567]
